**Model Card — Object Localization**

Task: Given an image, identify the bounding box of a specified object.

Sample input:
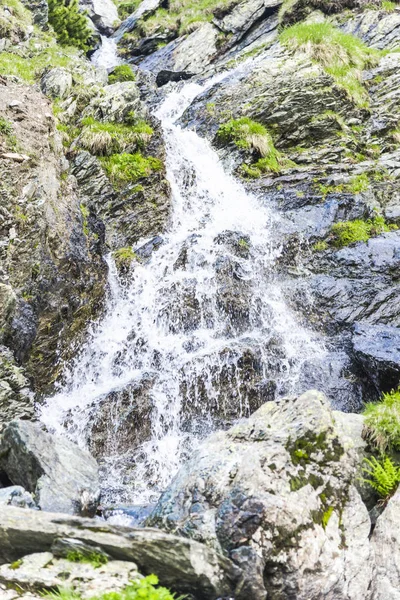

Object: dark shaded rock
[0,420,100,515]
[20,0,48,27]
[149,390,373,600]
[352,322,400,393]
[156,70,194,87]
[0,505,242,600]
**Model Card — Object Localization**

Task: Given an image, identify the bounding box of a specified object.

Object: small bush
[363,388,400,452]
[108,64,136,84]
[100,152,162,187]
[280,22,379,106]
[48,0,92,50]
[362,455,400,499]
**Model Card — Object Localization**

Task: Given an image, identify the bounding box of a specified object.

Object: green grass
[381,1,397,11]
[114,0,142,19]
[108,64,136,84]
[362,455,400,499]
[280,22,379,107]
[137,0,238,37]
[78,117,153,155]
[66,550,108,569]
[363,388,400,452]
[100,152,162,187]
[0,44,78,82]
[44,574,185,599]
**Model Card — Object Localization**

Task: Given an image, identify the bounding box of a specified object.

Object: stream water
[40,39,355,508]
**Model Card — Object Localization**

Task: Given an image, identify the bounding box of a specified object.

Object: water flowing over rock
[149,390,373,600]
[0,421,99,515]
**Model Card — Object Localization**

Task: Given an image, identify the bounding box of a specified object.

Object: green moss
[113,246,138,268]
[100,152,162,187]
[321,506,334,529]
[66,550,108,568]
[10,560,22,570]
[108,64,136,84]
[330,215,396,248]
[280,22,379,107]
[363,388,400,452]
[287,431,344,467]
[114,0,142,19]
[313,240,328,252]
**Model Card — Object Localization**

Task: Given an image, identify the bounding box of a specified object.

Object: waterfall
[91,35,121,69]
[40,60,354,508]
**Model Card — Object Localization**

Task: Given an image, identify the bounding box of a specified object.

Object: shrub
[48,0,92,50]
[100,152,162,187]
[44,574,184,599]
[279,22,379,106]
[362,455,400,499]
[363,388,400,452]
[108,64,136,84]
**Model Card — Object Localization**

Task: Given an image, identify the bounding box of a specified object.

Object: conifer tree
[48,0,92,50]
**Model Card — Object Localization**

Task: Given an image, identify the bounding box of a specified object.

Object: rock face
[79,0,120,35]
[40,68,73,100]
[0,421,99,515]
[0,506,241,600]
[0,347,34,429]
[149,390,373,600]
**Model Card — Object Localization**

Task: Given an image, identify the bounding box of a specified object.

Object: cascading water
[40,57,354,508]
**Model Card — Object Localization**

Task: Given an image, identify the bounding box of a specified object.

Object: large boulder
[40,68,73,100]
[0,421,99,515]
[149,390,373,600]
[0,506,241,600]
[370,484,400,599]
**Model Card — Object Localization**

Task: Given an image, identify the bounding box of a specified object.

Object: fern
[362,455,400,499]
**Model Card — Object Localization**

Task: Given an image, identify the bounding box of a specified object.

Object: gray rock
[0,347,34,430]
[370,484,400,600]
[352,322,400,392]
[341,8,400,51]
[40,68,73,100]
[0,486,37,510]
[20,0,48,27]
[113,0,162,40]
[149,390,373,600]
[83,81,146,123]
[0,420,100,515]
[79,0,120,35]
[0,506,241,600]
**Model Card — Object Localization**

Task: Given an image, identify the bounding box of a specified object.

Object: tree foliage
[48,0,92,50]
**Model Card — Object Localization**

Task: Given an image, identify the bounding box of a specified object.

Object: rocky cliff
[1,0,400,598]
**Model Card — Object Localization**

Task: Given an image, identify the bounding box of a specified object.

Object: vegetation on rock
[48,0,92,50]
[66,549,108,568]
[77,117,153,156]
[114,0,142,19]
[45,575,182,599]
[362,455,400,499]
[363,388,400,452]
[108,65,136,84]
[280,22,379,106]
[313,215,397,250]
[100,152,162,187]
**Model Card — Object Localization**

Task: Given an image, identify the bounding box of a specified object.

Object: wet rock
[0,420,100,515]
[156,69,194,87]
[0,506,241,600]
[79,0,120,35]
[149,390,373,600]
[113,0,163,40]
[352,322,400,393]
[40,68,73,100]
[0,486,37,510]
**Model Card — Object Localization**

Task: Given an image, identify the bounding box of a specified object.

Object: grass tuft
[77,117,153,156]
[100,152,162,187]
[108,64,136,84]
[363,388,400,452]
[280,22,379,107]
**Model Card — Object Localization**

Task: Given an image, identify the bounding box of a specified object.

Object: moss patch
[108,64,136,84]
[100,152,162,187]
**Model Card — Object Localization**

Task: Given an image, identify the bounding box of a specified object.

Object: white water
[40,60,346,506]
[91,35,121,69]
